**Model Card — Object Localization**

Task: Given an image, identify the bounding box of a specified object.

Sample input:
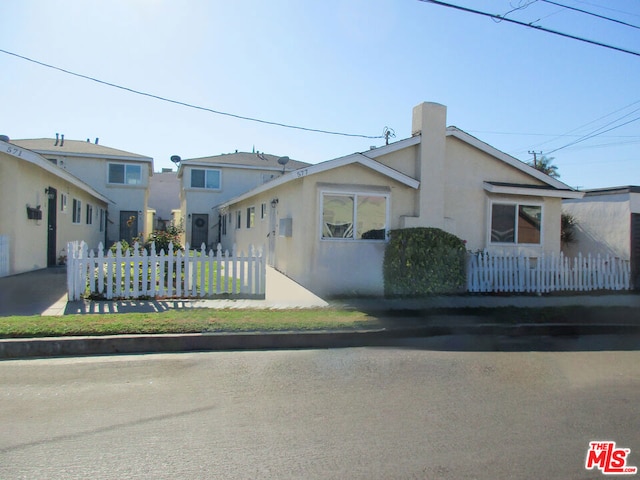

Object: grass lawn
[0,309,379,338]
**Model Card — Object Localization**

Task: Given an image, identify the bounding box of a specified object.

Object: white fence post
[0,235,10,278]
[66,241,268,300]
[466,251,631,294]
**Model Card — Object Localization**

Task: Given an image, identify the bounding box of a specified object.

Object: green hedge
[383,228,466,296]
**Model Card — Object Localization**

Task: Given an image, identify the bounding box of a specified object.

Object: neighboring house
[11,137,153,246]
[563,186,640,288]
[0,138,109,276]
[177,151,310,249]
[218,102,583,297]
[148,167,181,233]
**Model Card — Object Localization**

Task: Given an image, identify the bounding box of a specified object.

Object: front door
[47,187,57,267]
[191,214,209,249]
[119,211,139,245]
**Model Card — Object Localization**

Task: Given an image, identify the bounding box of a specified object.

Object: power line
[0,48,384,140]
[546,115,640,154]
[417,0,640,57]
[540,0,640,30]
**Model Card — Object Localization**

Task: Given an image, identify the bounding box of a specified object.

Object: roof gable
[219,152,419,208]
[178,151,310,177]
[1,140,111,203]
[446,127,574,191]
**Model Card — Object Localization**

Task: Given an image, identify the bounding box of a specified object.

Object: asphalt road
[1,336,639,479]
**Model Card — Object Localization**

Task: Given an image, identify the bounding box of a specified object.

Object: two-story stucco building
[12,137,153,246]
[177,152,310,249]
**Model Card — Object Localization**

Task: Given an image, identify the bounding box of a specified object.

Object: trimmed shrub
[383,227,466,296]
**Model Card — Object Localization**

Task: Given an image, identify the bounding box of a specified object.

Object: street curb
[1,323,639,359]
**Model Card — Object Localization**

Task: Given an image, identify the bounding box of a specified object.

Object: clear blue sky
[1,0,638,189]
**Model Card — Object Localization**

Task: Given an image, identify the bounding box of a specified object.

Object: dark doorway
[191,214,209,249]
[119,211,139,244]
[47,187,57,267]
[631,214,640,290]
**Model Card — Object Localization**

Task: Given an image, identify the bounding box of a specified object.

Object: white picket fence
[0,235,9,278]
[467,251,631,293]
[67,241,265,301]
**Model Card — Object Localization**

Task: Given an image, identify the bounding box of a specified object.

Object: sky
[1,0,639,189]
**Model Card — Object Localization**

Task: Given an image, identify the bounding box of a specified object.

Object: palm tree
[529,155,560,178]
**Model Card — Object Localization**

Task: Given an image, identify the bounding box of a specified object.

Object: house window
[236,210,241,229]
[72,199,82,224]
[246,206,255,229]
[191,169,221,189]
[221,214,227,235]
[321,193,388,240]
[261,203,267,219]
[99,208,105,232]
[109,163,142,185]
[490,203,542,244]
[60,194,67,213]
[86,204,93,225]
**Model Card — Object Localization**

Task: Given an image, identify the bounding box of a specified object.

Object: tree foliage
[529,155,560,178]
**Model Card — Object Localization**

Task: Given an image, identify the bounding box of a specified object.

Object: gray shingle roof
[183,152,310,170]
[11,138,152,161]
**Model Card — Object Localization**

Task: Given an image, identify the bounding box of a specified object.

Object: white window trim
[261,203,267,220]
[246,206,255,229]
[72,199,82,224]
[107,162,143,186]
[488,200,544,246]
[86,204,93,225]
[60,193,67,214]
[319,189,390,242]
[189,167,222,191]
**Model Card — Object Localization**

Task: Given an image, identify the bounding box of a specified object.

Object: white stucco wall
[41,153,150,246]
[563,193,632,259]
[444,137,561,255]
[0,151,107,275]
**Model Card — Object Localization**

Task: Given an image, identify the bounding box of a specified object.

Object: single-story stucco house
[563,186,640,288]
[218,102,583,297]
[0,137,110,276]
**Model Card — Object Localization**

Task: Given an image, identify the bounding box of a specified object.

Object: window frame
[489,201,543,246]
[72,199,82,224]
[235,210,241,230]
[108,163,143,186]
[261,203,267,220]
[190,168,221,190]
[246,206,255,229]
[86,204,93,225]
[319,190,390,242]
[60,193,67,213]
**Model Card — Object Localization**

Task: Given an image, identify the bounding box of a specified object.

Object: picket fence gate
[67,241,266,301]
[0,235,9,278]
[467,251,631,294]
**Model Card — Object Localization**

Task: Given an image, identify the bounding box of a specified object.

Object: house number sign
[5,145,23,157]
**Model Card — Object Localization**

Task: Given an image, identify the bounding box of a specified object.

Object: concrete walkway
[0,266,328,317]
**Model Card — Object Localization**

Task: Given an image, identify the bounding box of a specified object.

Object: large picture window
[108,163,142,185]
[191,169,221,189]
[490,203,541,244]
[322,193,387,240]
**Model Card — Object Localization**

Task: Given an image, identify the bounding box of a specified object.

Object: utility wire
[417,0,640,57]
[546,115,640,154]
[540,0,640,30]
[0,48,384,140]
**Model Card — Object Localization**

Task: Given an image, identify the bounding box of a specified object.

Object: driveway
[0,268,68,316]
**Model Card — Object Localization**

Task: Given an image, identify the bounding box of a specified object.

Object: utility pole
[528,150,542,168]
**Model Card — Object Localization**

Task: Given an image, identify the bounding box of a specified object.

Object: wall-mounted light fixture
[44,187,55,200]
[270,198,279,208]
